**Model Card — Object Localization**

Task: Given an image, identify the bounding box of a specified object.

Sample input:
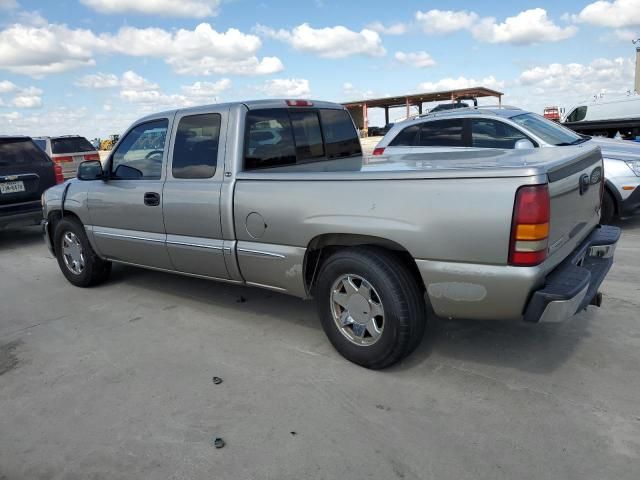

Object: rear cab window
[244,108,361,170]
[51,137,95,154]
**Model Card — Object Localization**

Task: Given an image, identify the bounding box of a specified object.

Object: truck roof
[135,99,346,124]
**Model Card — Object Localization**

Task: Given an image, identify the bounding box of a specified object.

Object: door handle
[144,192,160,206]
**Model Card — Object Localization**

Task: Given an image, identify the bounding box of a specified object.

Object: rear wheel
[601,190,616,224]
[54,217,111,287]
[315,247,426,369]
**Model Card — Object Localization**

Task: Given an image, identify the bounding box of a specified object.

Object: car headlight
[625,160,640,176]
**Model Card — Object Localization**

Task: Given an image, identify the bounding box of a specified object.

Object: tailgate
[546,146,603,263]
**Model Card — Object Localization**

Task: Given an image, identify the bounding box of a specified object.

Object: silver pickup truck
[42,99,621,369]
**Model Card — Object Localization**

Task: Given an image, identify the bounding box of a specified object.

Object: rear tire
[315,247,426,369]
[601,190,616,224]
[54,217,111,287]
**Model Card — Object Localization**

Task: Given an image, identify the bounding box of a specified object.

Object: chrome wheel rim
[330,274,385,346]
[61,231,85,275]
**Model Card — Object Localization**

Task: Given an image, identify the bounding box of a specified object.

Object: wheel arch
[604,179,622,216]
[303,233,425,297]
[46,209,84,255]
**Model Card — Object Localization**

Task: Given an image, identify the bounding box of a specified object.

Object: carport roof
[342,87,504,109]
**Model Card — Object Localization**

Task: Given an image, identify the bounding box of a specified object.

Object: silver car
[33,135,100,179]
[374,107,640,223]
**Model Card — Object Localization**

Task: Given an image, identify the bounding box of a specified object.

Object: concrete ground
[1,219,639,480]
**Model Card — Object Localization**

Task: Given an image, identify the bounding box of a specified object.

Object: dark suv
[1,136,62,229]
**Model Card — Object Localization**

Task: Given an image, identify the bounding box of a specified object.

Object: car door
[162,107,230,279]
[87,117,173,269]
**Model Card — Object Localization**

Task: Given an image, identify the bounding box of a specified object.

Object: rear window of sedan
[51,137,95,154]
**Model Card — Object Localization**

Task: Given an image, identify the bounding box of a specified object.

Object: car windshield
[510,113,585,146]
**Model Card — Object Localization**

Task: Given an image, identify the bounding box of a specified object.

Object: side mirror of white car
[514,139,535,150]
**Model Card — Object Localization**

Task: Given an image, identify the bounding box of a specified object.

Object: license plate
[0,180,25,194]
[74,156,84,163]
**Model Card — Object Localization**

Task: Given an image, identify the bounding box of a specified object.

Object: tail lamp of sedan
[509,184,550,267]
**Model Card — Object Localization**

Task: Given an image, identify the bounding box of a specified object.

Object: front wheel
[315,247,426,369]
[54,217,111,287]
[601,190,616,225]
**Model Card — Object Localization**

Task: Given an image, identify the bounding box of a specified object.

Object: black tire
[601,190,616,225]
[54,217,111,287]
[315,247,426,369]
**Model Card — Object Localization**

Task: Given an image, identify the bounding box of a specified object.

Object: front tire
[54,217,111,287]
[315,247,426,369]
[601,190,616,224]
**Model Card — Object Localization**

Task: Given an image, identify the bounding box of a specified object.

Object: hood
[588,137,640,160]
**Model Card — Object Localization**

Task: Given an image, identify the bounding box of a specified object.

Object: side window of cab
[111,119,169,180]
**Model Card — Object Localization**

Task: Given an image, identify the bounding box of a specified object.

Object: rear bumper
[0,200,42,228]
[523,225,621,323]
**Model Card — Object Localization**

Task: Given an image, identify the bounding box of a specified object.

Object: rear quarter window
[51,137,95,154]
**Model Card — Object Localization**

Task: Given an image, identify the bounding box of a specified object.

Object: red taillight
[372,147,385,156]
[286,100,313,107]
[54,156,73,163]
[54,164,64,184]
[509,184,550,266]
[84,153,100,161]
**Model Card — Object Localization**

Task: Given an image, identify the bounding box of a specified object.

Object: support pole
[406,98,410,119]
[363,103,368,137]
[384,107,389,126]
[418,103,423,115]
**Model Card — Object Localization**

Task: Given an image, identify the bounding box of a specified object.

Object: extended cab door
[161,106,230,279]
[87,118,172,269]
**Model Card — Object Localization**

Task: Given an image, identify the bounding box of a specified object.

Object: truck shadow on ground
[0,226,43,251]
[110,262,597,376]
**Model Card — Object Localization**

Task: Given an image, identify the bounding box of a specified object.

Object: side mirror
[77,160,104,180]
[113,164,143,180]
[514,139,535,150]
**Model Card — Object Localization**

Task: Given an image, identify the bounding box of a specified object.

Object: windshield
[510,113,583,146]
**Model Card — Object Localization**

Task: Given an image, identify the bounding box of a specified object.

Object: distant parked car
[1,136,63,229]
[33,135,100,179]
[374,107,640,223]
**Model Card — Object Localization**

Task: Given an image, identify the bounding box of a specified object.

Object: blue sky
[0,0,638,138]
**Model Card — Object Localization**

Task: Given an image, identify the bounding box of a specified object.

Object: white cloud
[414,8,575,45]
[257,78,310,98]
[0,80,18,93]
[342,82,374,100]
[415,9,478,34]
[80,0,221,18]
[419,75,505,92]
[75,72,119,88]
[366,21,408,35]
[0,20,282,77]
[472,8,577,44]
[120,70,159,90]
[573,0,640,28]
[181,79,231,98]
[394,51,436,68]
[0,21,102,76]
[0,0,18,9]
[257,23,385,58]
[10,93,42,108]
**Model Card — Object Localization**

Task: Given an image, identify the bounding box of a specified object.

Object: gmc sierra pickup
[41,99,620,369]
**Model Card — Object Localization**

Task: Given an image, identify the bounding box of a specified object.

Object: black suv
[1,136,62,229]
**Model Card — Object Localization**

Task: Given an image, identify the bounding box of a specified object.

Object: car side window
[172,113,221,179]
[566,106,587,122]
[416,119,465,147]
[389,125,420,146]
[111,119,168,180]
[471,119,531,149]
